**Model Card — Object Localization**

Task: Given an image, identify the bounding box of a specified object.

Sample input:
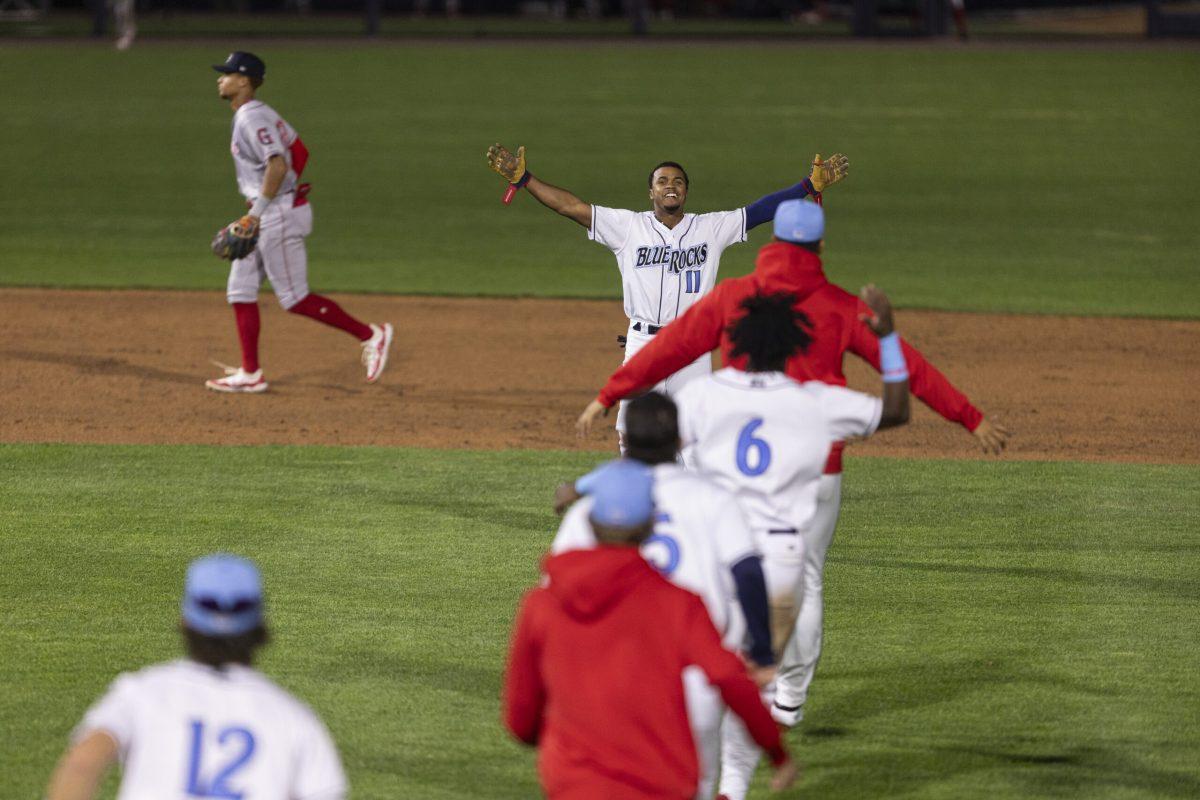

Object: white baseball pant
[684,666,723,800]
[717,528,806,800]
[226,195,312,311]
[774,472,843,713]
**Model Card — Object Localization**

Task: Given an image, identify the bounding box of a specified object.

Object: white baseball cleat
[361,323,394,383]
[205,367,269,394]
[770,701,803,728]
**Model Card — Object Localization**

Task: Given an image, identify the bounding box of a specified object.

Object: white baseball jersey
[552,462,758,642]
[230,100,299,201]
[676,368,882,534]
[589,206,747,325]
[73,659,347,800]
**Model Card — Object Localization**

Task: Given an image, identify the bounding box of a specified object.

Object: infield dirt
[1,288,1195,464]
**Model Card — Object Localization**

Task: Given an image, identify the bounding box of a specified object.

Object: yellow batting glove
[486,143,527,184]
[809,152,849,193]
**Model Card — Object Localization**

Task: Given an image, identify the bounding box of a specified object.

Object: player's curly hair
[625,392,679,464]
[727,292,814,372]
[648,161,689,189]
[183,624,269,670]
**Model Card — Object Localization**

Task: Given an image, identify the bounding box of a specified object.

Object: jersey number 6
[735,418,772,477]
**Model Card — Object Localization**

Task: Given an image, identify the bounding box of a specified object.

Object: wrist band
[512,171,533,189]
[801,176,819,197]
[878,332,909,383]
[248,196,271,218]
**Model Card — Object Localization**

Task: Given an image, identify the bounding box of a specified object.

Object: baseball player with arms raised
[46,554,347,800]
[578,199,1009,736]
[486,143,848,448]
[671,289,909,800]
[551,393,774,799]
[207,51,393,393]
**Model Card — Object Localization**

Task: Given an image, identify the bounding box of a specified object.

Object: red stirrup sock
[232,302,261,374]
[288,294,373,341]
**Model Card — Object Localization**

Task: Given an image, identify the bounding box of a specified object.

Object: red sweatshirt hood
[753,241,829,301]
[542,547,651,621]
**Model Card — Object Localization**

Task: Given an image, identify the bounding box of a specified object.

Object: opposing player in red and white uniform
[670,289,909,800]
[551,393,774,799]
[486,144,848,448]
[46,554,347,800]
[208,52,393,393]
[577,199,1010,733]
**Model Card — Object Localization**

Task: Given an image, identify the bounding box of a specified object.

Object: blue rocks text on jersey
[634,243,709,273]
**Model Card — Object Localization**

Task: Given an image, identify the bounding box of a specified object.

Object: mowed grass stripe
[1,443,1197,798]
[1,45,1197,317]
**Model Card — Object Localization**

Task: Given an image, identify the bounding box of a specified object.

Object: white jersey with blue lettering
[675,368,882,534]
[552,462,758,645]
[230,99,299,202]
[589,206,747,327]
[72,659,347,800]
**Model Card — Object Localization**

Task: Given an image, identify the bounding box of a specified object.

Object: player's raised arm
[743,153,849,230]
[857,284,910,429]
[487,143,591,227]
[848,291,1010,453]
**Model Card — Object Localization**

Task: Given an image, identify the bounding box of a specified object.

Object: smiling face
[648,165,689,215]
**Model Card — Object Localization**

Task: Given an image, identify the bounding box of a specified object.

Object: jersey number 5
[643,512,681,577]
[186,720,256,799]
[735,418,772,477]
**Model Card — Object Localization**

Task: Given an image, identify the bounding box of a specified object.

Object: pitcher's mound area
[1,289,1195,463]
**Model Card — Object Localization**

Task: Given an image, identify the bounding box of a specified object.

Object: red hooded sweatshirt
[503,547,786,800]
[596,241,984,473]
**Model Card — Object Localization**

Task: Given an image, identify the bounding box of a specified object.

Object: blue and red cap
[212,52,266,81]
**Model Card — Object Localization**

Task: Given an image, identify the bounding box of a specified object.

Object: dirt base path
[1,289,1196,464]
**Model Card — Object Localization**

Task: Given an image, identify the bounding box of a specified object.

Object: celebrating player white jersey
[679,370,882,535]
[672,289,910,800]
[485,143,849,444]
[47,554,347,800]
[551,393,774,800]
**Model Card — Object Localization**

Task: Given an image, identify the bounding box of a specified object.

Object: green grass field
[3,444,1198,798]
[3,38,1197,800]
[2,44,1198,316]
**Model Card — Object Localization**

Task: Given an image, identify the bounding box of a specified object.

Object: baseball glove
[809,153,849,193]
[211,216,260,261]
[487,143,527,184]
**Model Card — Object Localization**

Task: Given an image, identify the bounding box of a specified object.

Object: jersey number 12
[186,720,256,799]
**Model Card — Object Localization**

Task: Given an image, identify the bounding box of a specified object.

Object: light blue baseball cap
[773,198,824,243]
[181,554,264,637]
[587,459,655,529]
